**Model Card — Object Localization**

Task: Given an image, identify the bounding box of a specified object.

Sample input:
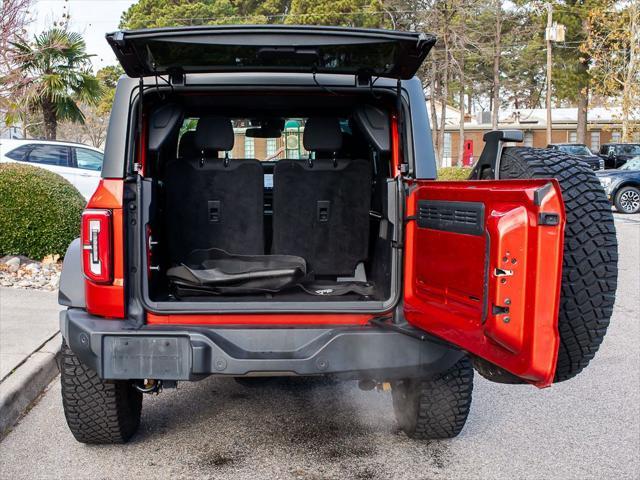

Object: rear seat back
[272,118,372,276]
[165,116,264,263]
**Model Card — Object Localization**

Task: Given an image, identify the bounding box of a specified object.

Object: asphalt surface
[0,214,638,480]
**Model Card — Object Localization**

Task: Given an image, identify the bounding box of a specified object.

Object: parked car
[0,139,103,199]
[597,156,640,214]
[57,25,617,445]
[546,143,604,171]
[599,143,640,169]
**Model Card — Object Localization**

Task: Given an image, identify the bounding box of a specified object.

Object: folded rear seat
[165,116,374,298]
[165,116,307,295]
[272,117,373,276]
[165,116,264,263]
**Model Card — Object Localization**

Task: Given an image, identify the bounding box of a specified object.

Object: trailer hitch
[469,130,524,180]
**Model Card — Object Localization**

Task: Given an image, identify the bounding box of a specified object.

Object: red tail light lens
[81,209,113,284]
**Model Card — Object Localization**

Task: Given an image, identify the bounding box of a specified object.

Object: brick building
[435,106,639,167]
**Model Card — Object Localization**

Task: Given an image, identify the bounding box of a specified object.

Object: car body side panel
[58,238,86,308]
[102,76,138,179]
[1,141,102,199]
[404,78,437,179]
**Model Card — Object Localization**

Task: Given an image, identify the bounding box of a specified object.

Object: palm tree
[9,29,102,140]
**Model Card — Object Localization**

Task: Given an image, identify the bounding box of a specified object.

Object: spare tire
[474,147,618,383]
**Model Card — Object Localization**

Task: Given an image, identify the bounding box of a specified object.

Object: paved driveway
[0,215,638,480]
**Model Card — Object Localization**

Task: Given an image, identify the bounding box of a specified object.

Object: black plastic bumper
[60,309,463,381]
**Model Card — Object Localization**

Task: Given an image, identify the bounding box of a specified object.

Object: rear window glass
[618,145,640,155]
[5,145,31,161]
[135,40,399,77]
[558,145,591,156]
[27,145,70,166]
[178,118,324,161]
[177,117,355,162]
[75,148,103,171]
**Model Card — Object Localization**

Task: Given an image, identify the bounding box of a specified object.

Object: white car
[0,138,103,199]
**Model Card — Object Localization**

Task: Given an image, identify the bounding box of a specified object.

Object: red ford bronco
[58,26,618,444]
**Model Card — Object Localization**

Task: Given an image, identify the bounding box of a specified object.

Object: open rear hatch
[106,25,435,80]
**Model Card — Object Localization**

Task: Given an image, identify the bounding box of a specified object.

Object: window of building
[611,131,622,143]
[244,135,254,158]
[27,144,70,166]
[74,148,103,171]
[568,131,577,143]
[443,133,452,167]
[266,138,278,157]
[590,131,601,152]
[524,131,534,147]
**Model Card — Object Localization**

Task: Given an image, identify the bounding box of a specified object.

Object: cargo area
[136,91,401,311]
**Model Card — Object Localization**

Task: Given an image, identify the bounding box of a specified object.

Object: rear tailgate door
[403,179,565,387]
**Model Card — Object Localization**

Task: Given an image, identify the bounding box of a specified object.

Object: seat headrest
[303,118,342,152]
[195,116,234,153]
[178,130,198,158]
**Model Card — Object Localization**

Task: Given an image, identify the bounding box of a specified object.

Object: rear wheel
[60,341,142,444]
[391,357,473,440]
[479,147,618,383]
[614,186,640,214]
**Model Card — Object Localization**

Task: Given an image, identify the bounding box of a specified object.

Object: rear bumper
[60,309,463,381]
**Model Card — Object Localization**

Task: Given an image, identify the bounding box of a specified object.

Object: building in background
[431,104,639,167]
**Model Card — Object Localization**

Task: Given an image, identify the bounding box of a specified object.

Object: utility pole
[545,3,553,145]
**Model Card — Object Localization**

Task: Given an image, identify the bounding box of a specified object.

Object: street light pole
[546,2,553,146]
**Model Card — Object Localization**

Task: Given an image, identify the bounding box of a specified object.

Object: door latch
[494,268,513,277]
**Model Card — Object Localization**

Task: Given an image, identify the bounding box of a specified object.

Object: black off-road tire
[614,186,640,214]
[475,147,617,383]
[391,357,474,440]
[60,341,142,444]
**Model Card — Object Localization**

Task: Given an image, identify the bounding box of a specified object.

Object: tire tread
[60,341,142,444]
[499,147,618,382]
[392,357,474,439]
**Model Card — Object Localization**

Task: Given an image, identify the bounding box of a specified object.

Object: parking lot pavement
[0,217,638,480]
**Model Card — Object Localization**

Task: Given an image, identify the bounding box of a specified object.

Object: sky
[28,0,137,71]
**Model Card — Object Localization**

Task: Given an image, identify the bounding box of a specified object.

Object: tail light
[82,209,113,284]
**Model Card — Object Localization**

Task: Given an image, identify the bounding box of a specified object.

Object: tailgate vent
[417,200,485,236]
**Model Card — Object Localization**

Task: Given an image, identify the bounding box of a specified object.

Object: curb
[0,332,61,438]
